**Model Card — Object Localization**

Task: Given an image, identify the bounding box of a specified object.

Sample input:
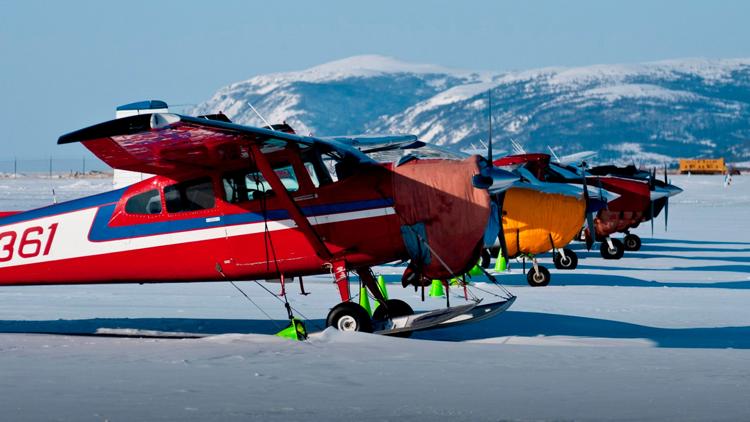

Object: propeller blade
[496,192,510,262]
[473,166,518,194]
[665,198,669,232]
[596,176,608,209]
[664,163,668,184]
[650,199,654,237]
[585,212,595,251]
[483,198,501,247]
[650,167,656,189]
[581,165,595,250]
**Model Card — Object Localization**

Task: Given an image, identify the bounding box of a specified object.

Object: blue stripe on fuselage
[88,197,394,242]
[0,188,126,226]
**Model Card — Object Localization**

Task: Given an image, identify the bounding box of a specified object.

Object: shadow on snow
[412,310,750,349]
[1,312,748,349]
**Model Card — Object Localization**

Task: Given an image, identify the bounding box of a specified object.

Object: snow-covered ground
[1,175,749,421]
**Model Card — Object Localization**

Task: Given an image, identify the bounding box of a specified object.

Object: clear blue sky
[1,0,748,158]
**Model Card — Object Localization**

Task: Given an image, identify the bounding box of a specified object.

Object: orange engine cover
[502,187,585,257]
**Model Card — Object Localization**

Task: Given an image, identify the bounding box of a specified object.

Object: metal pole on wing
[249,143,333,262]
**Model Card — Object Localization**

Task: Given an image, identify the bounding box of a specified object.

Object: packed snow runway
[1,175,749,421]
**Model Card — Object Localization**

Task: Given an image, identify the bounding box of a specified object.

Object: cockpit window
[164,177,215,213]
[304,162,320,188]
[223,165,299,203]
[125,189,162,215]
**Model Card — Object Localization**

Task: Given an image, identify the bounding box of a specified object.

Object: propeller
[597,176,608,209]
[581,161,595,250]
[649,167,656,236]
[664,163,669,231]
[480,89,510,268]
[472,89,517,194]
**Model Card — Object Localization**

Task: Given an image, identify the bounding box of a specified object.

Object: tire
[372,299,414,321]
[372,299,415,338]
[526,265,551,287]
[480,248,492,269]
[623,234,641,251]
[326,302,373,333]
[553,248,578,270]
[600,238,625,260]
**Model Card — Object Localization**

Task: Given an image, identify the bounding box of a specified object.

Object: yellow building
[678,158,728,174]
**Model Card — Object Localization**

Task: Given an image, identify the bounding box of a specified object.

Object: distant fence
[0,157,112,176]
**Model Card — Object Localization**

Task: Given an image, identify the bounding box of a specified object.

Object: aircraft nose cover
[502,187,586,256]
[392,157,490,279]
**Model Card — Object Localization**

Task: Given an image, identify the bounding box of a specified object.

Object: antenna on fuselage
[487,90,493,163]
[510,139,526,155]
[247,102,275,130]
[547,145,561,163]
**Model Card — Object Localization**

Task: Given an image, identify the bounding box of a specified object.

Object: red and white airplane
[0,101,517,337]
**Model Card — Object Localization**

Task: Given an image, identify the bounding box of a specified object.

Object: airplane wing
[320,134,423,153]
[58,113,372,176]
[323,134,466,163]
[558,151,597,166]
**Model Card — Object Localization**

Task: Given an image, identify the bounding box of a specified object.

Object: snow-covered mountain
[192,55,750,164]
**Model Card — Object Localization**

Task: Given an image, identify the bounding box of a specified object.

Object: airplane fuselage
[0,168,405,286]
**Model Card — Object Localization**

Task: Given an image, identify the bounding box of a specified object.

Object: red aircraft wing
[57,113,315,177]
[58,113,376,264]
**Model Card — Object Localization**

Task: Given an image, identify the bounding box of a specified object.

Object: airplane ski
[373,297,515,336]
[436,296,516,329]
[373,303,478,335]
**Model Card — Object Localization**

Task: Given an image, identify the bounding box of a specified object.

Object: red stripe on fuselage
[0,212,404,286]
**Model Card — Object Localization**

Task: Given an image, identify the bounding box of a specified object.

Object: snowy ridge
[193,55,750,164]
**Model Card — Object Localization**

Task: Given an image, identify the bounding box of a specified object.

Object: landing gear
[326,302,372,333]
[600,238,625,260]
[372,299,415,338]
[553,248,578,270]
[480,248,492,269]
[372,299,414,321]
[526,265,551,287]
[623,234,641,251]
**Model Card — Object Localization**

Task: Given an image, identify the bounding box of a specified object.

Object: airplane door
[219,159,320,279]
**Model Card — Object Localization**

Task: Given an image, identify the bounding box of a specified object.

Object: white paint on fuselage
[0,206,395,268]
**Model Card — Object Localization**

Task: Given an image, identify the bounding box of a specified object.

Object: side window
[222,165,299,203]
[304,162,320,188]
[319,151,355,183]
[125,189,162,215]
[264,165,299,192]
[164,178,216,213]
[300,146,334,186]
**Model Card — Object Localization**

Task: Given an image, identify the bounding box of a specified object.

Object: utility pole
[13,157,17,178]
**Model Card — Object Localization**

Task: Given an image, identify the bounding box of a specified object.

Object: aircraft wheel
[600,238,625,260]
[372,299,414,338]
[553,249,578,270]
[526,265,551,287]
[372,299,414,321]
[623,234,641,251]
[326,302,373,333]
[480,248,492,268]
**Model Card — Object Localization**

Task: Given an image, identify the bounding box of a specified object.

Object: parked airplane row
[0,99,682,338]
